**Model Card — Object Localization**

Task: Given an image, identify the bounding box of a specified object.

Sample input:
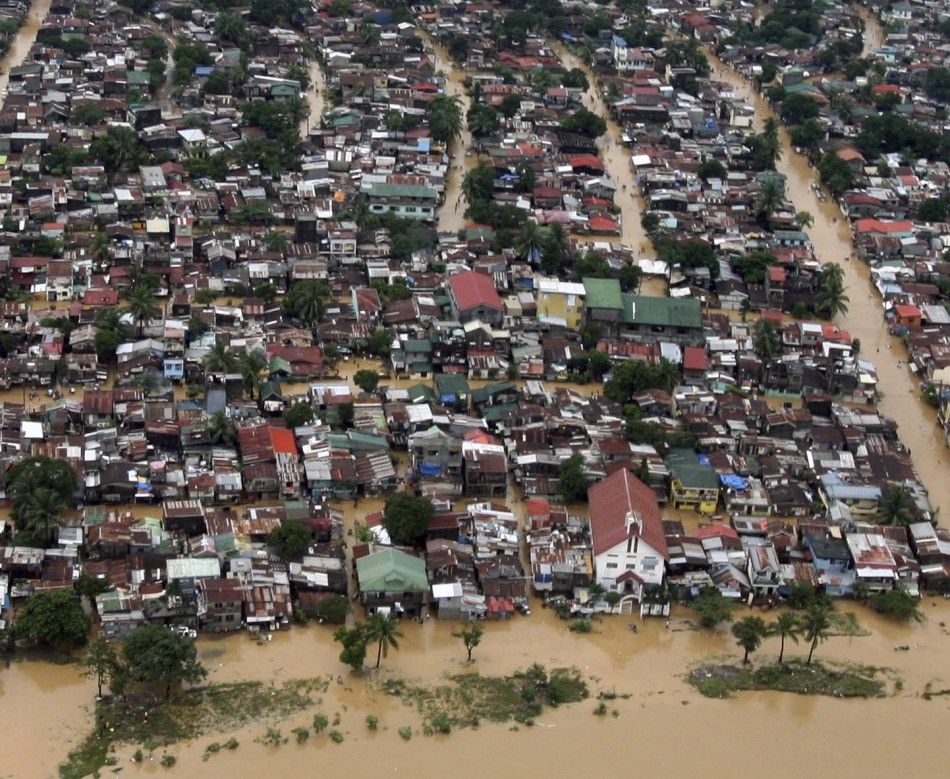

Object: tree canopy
[14,590,90,651]
[382,493,434,545]
[123,625,207,699]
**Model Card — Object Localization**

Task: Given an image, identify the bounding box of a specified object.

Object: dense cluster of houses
[0,1,947,638]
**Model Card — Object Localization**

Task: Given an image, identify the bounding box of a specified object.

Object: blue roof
[195,66,215,76]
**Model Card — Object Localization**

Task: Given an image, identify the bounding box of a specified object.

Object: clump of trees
[382,493,434,545]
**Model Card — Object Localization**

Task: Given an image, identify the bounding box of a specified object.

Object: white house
[589,468,669,599]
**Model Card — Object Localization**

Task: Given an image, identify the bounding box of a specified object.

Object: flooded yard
[0,0,50,96]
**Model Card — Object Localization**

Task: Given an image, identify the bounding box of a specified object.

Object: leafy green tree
[731,616,768,664]
[769,612,801,664]
[83,638,119,698]
[309,595,349,625]
[90,126,146,174]
[692,587,734,629]
[284,402,315,428]
[382,493,434,545]
[869,589,921,622]
[697,158,727,182]
[466,102,499,139]
[917,197,948,223]
[801,604,832,664]
[14,591,90,651]
[267,520,312,561]
[587,350,611,381]
[364,614,402,670]
[463,162,496,203]
[817,151,855,195]
[123,625,207,699]
[367,327,393,357]
[333,625,368,672]
[560,107,607,138]
[353,369,380,394]
[499,93,521,118]
[71,103,105,126]
[452,623,484,662]
[559,453,589,503]
[874,486,916,527]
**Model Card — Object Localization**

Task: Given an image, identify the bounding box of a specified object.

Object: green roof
[356,548,428,593]
[472,381,516,404]
[665,448,720,489]
[407,384,436,402]
[583,277,623,310]
[127,71,151,86]
[623,295,702,329]
[365,182,438,200]
[402,339,432,354]
[434,373,470,396]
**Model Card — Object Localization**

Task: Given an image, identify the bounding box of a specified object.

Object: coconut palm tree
[874,486,916,527]
[752,318,781,358]
[653,358,681,394]
[208,410,236,447]
[515,220,544,262]
[7,457,78,529]
[204,340,237,374]
[769,612,801,664]
[802,603,832,664]
[364,613,402,670]
[731,616,767,664]
[426,94,462,145]
[756,178,784,228]
[238,349,268,400]
[794,210,814,230]
[815,262,850,319]
[19,487,67,545]
[284,279,330,328]
[124,288,161,337]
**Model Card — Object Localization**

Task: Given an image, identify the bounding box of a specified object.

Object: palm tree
[135,370,163,397]
[731,615,767,664]
[815,262,850,319]
[515,220,544,262]
[752,318,781,358]
[756,178,784,228]
[238,349,268,400]
[208,411,236,447]
[19,487,67,545]
[124,288,161,337]
[364,613,402,670]
[794,210,814,230]
[769,612,801,664]
[801,604,832,664]
[426,94,462,145]
[653,358,680,394]
[761,117,781,161]
[204,340,237,374]
[284,279,330,328]
[874,486,916,526]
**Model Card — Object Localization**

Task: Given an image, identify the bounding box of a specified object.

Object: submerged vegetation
[59,677,329,778]
[687,660,888,700]
[384,665,588,732]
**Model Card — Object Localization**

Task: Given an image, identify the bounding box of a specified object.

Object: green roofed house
[621,294,703,345]
[665,448,720,514]
[360,180,438,222]
[434,373,470,410]
[356,548,428,617]
[583,277,624,335]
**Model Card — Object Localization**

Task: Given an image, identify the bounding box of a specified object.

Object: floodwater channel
[0,0,51,96]
[705,17,947,518]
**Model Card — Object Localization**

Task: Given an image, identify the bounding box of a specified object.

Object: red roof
[855,218,913,234]
[767,266,787,284]
[269,426,297,455]
[447,270,502,312]
[894,304,921,320]
[683,346,709,372]
[588,468,668,560]
[570,154,604,172]
[587,215,620,234]
[695,524,738,540]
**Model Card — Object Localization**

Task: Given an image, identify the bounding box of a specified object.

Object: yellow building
[536,278,586,331]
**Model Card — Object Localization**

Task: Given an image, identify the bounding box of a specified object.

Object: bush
[568,619,593,633]
[431,714,452,734]
[312,713,329,733]
[869,589,921,622]
[365,715,379,731]
[292,727,309,743]
[160,755,176,768]
[692,587,734,628]
[328,730,344,743]
[398,726,412,741]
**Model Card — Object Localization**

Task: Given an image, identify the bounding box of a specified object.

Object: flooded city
[1,1,949,778]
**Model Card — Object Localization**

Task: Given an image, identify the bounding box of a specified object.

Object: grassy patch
[59,677,329,778]
[687,660,886,700]
[383,665,588,732]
